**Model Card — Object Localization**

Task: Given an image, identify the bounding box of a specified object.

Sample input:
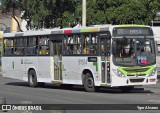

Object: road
[0,76,160,113]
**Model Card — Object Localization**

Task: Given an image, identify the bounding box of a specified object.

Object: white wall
[152,27,160,38]
[21,19,28,31]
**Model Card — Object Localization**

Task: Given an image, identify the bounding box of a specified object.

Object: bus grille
[127,74,146,76]
[123,68,149,73]
[129,78,145,83]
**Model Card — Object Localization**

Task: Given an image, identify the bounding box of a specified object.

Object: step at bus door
[51,40,62,81]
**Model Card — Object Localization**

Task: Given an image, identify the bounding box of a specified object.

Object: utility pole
[82,0,86,26]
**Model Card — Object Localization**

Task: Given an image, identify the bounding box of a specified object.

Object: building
[0,13,11,32]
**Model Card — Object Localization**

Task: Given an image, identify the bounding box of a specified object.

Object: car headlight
[148,68,156,77]
[113,69,125,77]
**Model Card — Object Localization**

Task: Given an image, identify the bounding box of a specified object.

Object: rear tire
[28,70,38,87]
[84,73,95,92]
[119,86,134,93]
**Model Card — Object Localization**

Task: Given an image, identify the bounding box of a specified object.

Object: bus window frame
[3,37,14,56]
[14,37,26,56]
[38,35,50,56]
[25,36,38,56]
[63,33,99,56]
[98,31,111,56]
[63,34,82,55]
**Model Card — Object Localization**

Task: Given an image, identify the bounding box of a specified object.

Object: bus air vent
[129,78,145,83]
[127,74,146,76]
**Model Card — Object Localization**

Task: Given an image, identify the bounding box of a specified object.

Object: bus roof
[3,24,151,38]
[3,25,112,38]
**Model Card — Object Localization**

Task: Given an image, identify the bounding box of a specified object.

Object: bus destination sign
[113,27,153,36]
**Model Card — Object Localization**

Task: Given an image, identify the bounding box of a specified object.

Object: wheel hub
[87,77,93,88]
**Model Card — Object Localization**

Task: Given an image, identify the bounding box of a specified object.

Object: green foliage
[1,0,160,28]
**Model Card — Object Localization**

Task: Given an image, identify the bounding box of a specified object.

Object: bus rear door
[50,38,62,82]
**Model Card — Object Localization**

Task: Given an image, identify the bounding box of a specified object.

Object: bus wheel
[119,86,134,93]
[84,73,95,92]
[28,70,38,87]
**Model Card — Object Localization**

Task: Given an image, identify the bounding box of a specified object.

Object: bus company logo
[2,105,12,111]
[135,74,139,77]
[135,72,141,77]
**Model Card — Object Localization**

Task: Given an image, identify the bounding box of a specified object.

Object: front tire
[28,70,38,87]
[84,73,95,92]
[119,86,134,93]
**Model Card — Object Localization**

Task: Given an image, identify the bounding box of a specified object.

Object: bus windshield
[112,37,156,66]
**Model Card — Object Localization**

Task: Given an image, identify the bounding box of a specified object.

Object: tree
[74,0,160,25]
[19,0,75,29]
[20,0,36,30]
[1,0,23,31]
[1,0,160,29]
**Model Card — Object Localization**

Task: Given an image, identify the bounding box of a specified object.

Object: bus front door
[51,40,62,82]
[100,38,111,85]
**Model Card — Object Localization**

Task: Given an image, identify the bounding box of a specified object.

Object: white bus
[2,25,157,92]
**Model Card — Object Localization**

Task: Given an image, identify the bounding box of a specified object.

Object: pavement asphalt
[0,76,160,113]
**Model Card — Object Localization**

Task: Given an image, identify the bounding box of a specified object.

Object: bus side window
[4,39,14,56]
[83,35,89,54]
[82,34,97,55]
[91,36,97,54]
[39,46,49,55]
[26,37,38,55]
[15,48,19,55]
[64,35,74,55]
[83,46,89,54]
[39,36,49,55]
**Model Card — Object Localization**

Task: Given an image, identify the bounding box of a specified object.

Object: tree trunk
[12,16,23,32]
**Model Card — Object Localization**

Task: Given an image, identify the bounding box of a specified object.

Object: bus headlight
[148,68,156,77]
[112,69,125,77]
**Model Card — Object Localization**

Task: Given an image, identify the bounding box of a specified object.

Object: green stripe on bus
[80,28,99,33]
[146,66,155,74]
[80,29,90,32]
[118,66,154,76]
[93,62,98,72]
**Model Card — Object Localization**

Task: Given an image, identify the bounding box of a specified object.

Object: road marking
[148,100,160,103]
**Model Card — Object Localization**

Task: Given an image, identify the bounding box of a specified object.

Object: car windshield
[112,37,155,66]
